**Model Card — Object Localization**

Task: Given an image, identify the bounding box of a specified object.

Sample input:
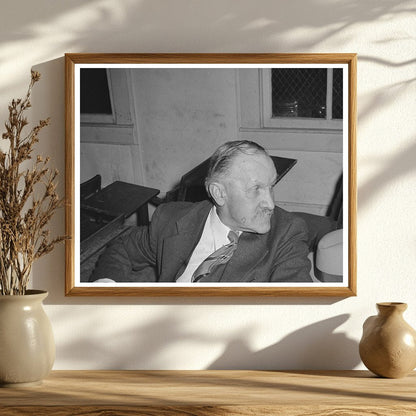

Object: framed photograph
[65,53,356,296]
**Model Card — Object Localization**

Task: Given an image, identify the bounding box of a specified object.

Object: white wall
[81,67,341,214]
[1,0,415,370]
[130,68,239,194]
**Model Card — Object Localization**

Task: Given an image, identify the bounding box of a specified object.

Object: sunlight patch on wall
[0,0,141,96]
[241,18,275,30]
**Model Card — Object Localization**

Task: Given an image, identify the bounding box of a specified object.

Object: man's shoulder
[273,205,299,221]
[271,205,308,231]
[153,200,212,221]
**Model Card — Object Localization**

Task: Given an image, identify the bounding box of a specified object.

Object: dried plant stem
[0,71,67,295]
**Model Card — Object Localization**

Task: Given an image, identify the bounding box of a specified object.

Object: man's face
[217,152,277,234]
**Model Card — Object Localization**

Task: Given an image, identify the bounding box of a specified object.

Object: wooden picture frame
[65,53,357,296]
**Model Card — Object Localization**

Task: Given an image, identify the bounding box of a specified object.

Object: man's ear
[208,182,226,206]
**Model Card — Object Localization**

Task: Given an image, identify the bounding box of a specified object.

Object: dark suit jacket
[91,200,312,283]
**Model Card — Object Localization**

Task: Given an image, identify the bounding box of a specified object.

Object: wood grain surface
[1,370,415,415]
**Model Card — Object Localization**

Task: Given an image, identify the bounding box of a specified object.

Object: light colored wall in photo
[130,67,239,194]
[0,1,415,371]
[81,67,341,214]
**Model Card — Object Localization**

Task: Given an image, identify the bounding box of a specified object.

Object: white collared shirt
[176,207,233,283]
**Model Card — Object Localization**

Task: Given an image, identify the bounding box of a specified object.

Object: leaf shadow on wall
[1,0,414,97]
[356,54,416,210]
[207,314,360,370]
[52,308,359,370]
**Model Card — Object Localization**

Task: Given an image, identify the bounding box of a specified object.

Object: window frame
[80,68,135,145]
[261,67,344,131]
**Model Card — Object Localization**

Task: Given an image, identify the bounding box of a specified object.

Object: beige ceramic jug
[359,302,416,378]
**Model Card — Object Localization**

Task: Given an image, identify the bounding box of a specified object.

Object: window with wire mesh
[271,68,343,119]
[332,68,343,119]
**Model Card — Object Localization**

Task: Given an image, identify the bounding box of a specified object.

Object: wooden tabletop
[1,370,415,415]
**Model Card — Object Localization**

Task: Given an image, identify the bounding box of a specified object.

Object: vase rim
[0,290,48,300]
[377,302,407,311]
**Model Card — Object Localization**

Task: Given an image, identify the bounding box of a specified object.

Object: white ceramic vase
[0,290,55,387]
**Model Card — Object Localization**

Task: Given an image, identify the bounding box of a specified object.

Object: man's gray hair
[205,140,269,196]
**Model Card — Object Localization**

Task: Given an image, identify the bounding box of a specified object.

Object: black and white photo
[65,54,356,296]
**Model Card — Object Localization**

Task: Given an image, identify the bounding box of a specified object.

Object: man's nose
[262,188,275,210]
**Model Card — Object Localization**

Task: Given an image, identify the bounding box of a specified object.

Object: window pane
[271,69,327,119]
[80,69,112,114]
[332,69,343,119]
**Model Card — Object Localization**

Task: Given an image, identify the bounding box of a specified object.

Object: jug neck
[377,302,407,316]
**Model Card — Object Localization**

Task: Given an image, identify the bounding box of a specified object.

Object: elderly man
[91,140,312,283]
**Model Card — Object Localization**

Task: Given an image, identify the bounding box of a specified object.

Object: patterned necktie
[192,231,239,282]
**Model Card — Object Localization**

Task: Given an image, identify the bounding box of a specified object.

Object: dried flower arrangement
[0,71,66,295]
